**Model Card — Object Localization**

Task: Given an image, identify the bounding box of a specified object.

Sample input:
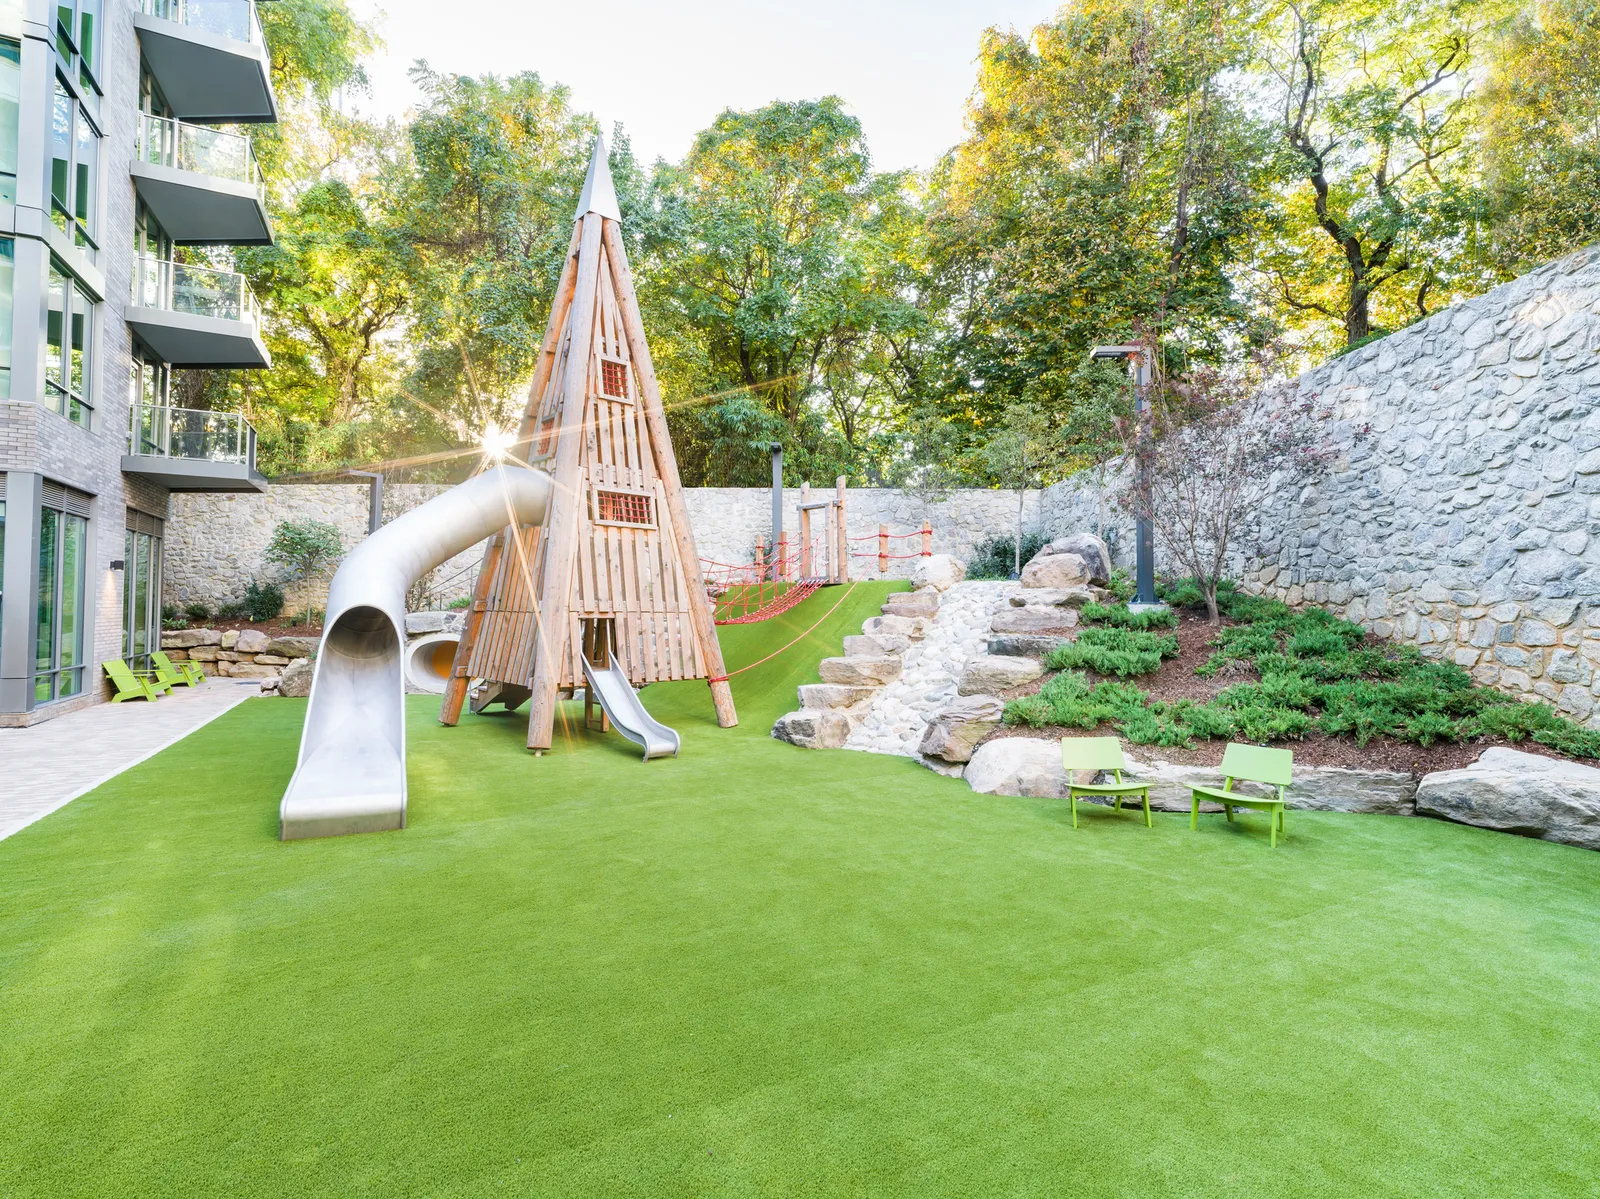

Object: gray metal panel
[129,162,272,246]
[132,15,278,123]
[125,304,271,368]
[121,456,268,493]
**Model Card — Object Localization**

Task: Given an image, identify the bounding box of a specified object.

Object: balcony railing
[136,112,265,198]
[129,403,257,465]
[132,256,262,326]
[137,0,264,46]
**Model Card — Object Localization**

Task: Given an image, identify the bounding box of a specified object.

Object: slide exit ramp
[581,652,680,761]
[280,466,553,840]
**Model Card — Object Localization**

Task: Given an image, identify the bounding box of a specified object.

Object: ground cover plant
[1043,626,1180,678]
[1009,581,1600,759]
[4,582,1600,1197]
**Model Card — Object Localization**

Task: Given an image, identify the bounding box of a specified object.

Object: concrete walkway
[0,680,262,842]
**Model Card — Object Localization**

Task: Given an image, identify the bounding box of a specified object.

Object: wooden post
[754,537,765,579]
[799,482,812,580]
[776,532,790,583]
[601,219,738,728]
[878,524,888,575]
[835,476,848,584]
[438,532,505,726]
[921,520,932,557]
[526,210,606,751]
[513,219,583,460]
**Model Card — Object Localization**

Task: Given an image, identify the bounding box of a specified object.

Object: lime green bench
[152,650,205,688]
[1189,743,1292,847]
[1060,736,1151,829]
[103,659,172,702]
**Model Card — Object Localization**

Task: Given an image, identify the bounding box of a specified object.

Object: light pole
[769,442,783,583]
[1088,345,1161,609]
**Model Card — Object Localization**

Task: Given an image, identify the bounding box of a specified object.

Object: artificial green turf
[3,580,1599,1197]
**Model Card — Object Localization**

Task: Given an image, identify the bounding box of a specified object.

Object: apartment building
[0,0,273,725]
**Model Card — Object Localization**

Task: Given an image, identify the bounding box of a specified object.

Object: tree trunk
[1203,579,1220,627]
[1344,283,1371,345]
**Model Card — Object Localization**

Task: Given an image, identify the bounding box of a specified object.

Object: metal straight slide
[280,466,553,840]
[580,652,681,760]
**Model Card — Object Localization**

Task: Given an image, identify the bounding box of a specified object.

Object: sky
[348,0,1061,172]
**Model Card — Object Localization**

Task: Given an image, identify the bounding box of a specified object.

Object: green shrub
[1403,711,1462,747]
[1043,627,1180,678]
[967,532,1051,580]
[1080,601,1179,630]
[1158,576,1239,612]
[1104,568,1135,602]
[1532,722,1600,759]
[242,581,284,622]
[183,601,212,623]
[217,599,248,620]
[446,596,472,610]
[160,603,186,631]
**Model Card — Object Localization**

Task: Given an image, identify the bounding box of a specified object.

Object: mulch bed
[196,617,324,638]
[982,609,1569,776]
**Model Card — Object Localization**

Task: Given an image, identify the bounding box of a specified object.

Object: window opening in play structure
[599,357,630,401]
[594,489,654,527]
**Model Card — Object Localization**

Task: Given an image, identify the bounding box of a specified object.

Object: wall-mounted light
[109,559,125,571]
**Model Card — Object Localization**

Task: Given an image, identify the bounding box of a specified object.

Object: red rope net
[701,526,933,624]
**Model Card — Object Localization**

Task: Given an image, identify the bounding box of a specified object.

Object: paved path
[0,680,262,842]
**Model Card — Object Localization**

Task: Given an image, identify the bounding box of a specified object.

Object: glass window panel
[0,40,19,204]
[45,268,64,394]
[69,281,86,395]
[49,80,70,223]
[131,531,150,659]
[122,526,133,658]
[74,113,96,237]
[35,508,58,701]
[79,0,100,78]
[59,514,84,695]
[0,238,12,400]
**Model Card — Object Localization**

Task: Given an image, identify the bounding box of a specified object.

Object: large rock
[279,657,314,698]
[1416,748,1600,850]
[958,654,1044,695]
[1118,754,1415,815]
[797,683,877,710]
[863,614,926,640]
[843,633,911,657]
[219,661,280,679]
[1034,533,1112,584]
[990,606,1080,634]
[919,695,1005,763]
[186,646,222,662]
[234,629,271,654]
[1020,552,1091,590]
[818,656,902,686]
[771,708,853,749]
[1011,587,1095,609]
[405,611,446,635]
[988,634,1074,658]
[882,594,939,619]
[910,554,966,592]
[162,627,222,649]
[965,738,1067,797]
[265,636,318,659]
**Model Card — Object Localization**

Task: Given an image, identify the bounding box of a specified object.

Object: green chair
[152,650,205,688]
[1060,736,1152,829]
[1189,743,1293,847]
[103,659,172,703]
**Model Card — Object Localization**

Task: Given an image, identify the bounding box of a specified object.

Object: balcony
[123,404,268,492]
[133,0,278,123]
[132,114,272,245]
[125,257,272,369]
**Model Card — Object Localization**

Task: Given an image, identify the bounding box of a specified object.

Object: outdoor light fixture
[1088,344,1161,609]
[109,559,125,571]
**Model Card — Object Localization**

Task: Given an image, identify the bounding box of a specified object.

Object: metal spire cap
[574,134,622,222]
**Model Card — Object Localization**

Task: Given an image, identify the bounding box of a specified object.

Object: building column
[0,470,41,715]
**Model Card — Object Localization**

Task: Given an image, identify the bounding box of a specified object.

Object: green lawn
[3,581,1599,1197]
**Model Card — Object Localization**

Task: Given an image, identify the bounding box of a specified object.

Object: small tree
[979,403,1062,578]
[264,519,345,626]
[1119,362,1344,624]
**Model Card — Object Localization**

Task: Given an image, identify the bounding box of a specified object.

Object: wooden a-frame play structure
[439,137,738,750]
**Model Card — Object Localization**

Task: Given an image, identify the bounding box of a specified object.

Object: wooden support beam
[514,220,583,462]
[835,476,848,584]
[601,218,738,729]
[799,482,812,580]
[439,531,505,726]
[878,523,888,575]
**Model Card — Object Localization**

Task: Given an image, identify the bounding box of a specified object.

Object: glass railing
[132,256,262,326]
[128,403,257,466]
[136,113,265,199]
[137,0,264,46]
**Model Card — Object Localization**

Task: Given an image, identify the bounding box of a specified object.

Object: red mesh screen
[596,490,652,525]
[600,359,630,399]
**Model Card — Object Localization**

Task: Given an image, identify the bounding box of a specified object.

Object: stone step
[883,596,939,618]
[771,708,853,749]
[798,683,878,710]
[991,606,1080,634]
[843,633,911,657]
[863,614,926,640]
[957,654,1044,694]
[818,655,903,686]
[988,634,1073,658]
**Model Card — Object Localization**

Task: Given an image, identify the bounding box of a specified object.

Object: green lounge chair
[1189,743,1292,847]
[103,659,172,702]
[1060,736,1152,829]
[152,650,205,688]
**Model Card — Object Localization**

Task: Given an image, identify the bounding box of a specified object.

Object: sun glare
[481,422,515,460]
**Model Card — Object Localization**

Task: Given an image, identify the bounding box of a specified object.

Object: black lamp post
[1089,344,1160,608]
[769,443,783,583]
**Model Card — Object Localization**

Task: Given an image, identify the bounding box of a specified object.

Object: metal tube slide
[580,652,681,760]
[280,466,552,840]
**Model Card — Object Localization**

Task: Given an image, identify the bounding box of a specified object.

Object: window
[127,353,168,454]
[0,39,18,203]
[599,357,630,400]
[44,261,93,425]
[594,489,654,527]
[48,74,99,251]
[0,239,12,399]
[123,513,162,673]
[35,495,88,704]
[55,0,100,99]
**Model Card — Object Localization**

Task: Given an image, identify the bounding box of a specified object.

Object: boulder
[1020,552,1091,590]
[797,683,877,710]
[186,646,222,661]
[162,628,221,649]
[1011,587,1095,609]
[219,661,279,679]
[919,695,1005,763]
[771,708,853,749]
[818,656,902,687]
[279,658,314,698]
[1034,533,1112,584]
[220,630,239,649]
[1416,748,1600,850]
[843,633,911,657]
[1117,754,1414,815]
[910,554,966,592]
[164,649,189,662]
[406,611,446,635]
[987,634,1073,658]
[990,606,1080,635]
[965,738,1068,798]
[957,654,1044,695]
[882,595,939,619]
[254,654,292,666]
[443,611,468,635]
[265,636,318,660]
[863,614,926,640]
[258,676,281,694]
[235,629,271,653]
